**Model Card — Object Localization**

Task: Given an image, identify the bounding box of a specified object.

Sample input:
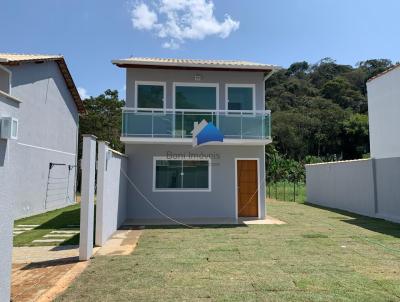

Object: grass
[267,181,307,203]
[13,204,80,247]
[57,200,400,302]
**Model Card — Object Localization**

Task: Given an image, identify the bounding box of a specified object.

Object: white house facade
[112,58,280,224]
[367,65,400,159]
[0,54,85,219]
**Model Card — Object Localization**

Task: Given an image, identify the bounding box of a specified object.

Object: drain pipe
[263,69,278,103]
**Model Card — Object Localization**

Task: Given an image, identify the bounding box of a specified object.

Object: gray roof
[112,57,280,71]
[0,53,63,63]
[0,53,85,113]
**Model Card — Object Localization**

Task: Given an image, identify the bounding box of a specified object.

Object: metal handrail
[122,107,271,114]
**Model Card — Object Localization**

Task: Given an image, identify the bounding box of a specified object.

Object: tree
[357,59,393,80]
[341,113,369,159]
[265,57,392,161]
[286,61,309,77]
[79,89,125,156]
[321,77,366,112]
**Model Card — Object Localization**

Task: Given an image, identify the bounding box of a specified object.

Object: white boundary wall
[95,141,128,246]
[306,159,376,217]
[306,158,400,223]
[374,157,400,223]
[79,135,96,261]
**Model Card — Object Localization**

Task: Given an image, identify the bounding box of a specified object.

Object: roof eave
[366,64,400,84]
[111,59,280,72]
[0,57,86,114]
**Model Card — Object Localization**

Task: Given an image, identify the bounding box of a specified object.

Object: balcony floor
[120,136,272,145]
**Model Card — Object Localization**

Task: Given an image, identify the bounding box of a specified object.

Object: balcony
[121,108,271,145]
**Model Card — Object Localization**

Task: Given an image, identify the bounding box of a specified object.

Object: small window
[154,159,210,191]
[11,119,18,139]
[227,85,255,111]
[136,82,165,109]
[0,66,11,94]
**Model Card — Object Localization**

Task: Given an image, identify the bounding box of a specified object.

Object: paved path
[11,229,142,302]
[12,246,80,302]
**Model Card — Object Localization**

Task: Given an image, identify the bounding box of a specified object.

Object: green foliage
[357,59,393,79]
[267,57,394,161]
[79,89,125,153]
[266,145,305,183]
[341,113,369,158]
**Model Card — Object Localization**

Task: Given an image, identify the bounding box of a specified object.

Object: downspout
[263,68,277,217]
[263,69,277,105]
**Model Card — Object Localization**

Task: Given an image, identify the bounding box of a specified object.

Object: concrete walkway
[240,215,286,225]
[124,215,286,226]
[96,229,142,256]
[13,245,80,264]
[11,229,142,302]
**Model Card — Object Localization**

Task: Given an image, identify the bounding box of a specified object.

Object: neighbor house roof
[112,57,280,72]
[0,53,85,113]
[366,64,400,83]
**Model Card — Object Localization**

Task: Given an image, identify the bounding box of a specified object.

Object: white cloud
[130,0,240,49]
[162,39,180,50]
[77,87,89,99]
[131,3,158,30]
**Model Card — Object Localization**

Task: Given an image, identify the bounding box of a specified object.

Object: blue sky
[1,0,399,99]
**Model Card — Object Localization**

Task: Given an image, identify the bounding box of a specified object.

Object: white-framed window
[0,65,12,94]
[225,84,256,111]
[135,81,166,110]
[153,156,211,192]
[173,82,219,110]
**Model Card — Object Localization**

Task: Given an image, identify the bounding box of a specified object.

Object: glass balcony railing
[121,108,271,140]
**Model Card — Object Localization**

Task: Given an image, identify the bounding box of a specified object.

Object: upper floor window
[174,83,218,110]
[226,84,255,111]
[135,81,165,109]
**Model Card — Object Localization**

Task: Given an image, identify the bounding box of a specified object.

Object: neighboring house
[0,88,19,302]
[367,64,400,159]
[0,54,85,219]
[306,65,400,223]
[112,57,279,223]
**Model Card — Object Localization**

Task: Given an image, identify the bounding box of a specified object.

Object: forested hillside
[266,58,394,161]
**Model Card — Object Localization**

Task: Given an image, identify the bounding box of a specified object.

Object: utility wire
[120,166,264,228]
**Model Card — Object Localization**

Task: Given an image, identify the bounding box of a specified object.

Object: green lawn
[57,200,400,302]
[267,182,307,203]
[13,204,80,246]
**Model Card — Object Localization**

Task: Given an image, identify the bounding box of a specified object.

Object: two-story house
[0,53,85,219]
[112,58,279,224]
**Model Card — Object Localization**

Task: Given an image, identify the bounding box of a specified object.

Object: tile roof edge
[367,64,400,83]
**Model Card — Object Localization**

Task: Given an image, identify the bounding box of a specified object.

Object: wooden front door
[237,160,259,217]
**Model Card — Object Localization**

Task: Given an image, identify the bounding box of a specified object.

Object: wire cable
[120,168,197,228]
[120,164,266,228]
